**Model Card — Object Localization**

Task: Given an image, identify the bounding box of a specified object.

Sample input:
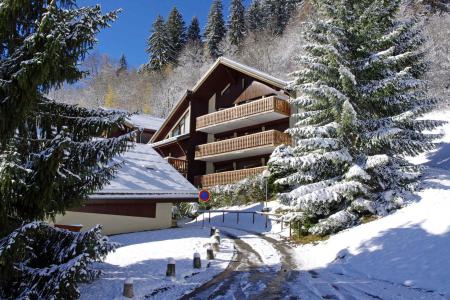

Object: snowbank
[79,227,234,299]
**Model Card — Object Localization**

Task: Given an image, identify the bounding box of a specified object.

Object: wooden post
[208,211,211,223]
[210,227,216,236]
[222,211,225,223]
[265,214,268,228]
[193,252,201,269]
[123,278,134,298]
[237,212,240,224]
[207,246,214,260]
[166,258,176,277]
[212,241,219,252]
[289,221,292,238]
[202,213,205,228]
[252,212,255,224]
[213,233,220,244]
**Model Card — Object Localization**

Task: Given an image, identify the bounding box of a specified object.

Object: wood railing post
[222,211,225,223]
[289,221,292,238]
[252,212,255,224]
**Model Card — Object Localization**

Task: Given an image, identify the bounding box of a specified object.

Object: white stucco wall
[53,202,173,235]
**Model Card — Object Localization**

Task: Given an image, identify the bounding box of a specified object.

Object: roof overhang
[192,57,287,91]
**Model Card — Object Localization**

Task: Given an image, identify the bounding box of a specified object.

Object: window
[169,110,189,138]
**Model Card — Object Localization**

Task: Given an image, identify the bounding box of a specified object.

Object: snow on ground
[293,167,450,296]
[186,201,288,236]
[79,227,234,300]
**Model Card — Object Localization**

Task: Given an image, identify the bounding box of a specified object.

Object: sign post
[198,189,211,203]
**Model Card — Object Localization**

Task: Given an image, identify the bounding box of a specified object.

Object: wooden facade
[152,58,292,187]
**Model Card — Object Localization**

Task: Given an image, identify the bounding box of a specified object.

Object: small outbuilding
[54,143,198,235]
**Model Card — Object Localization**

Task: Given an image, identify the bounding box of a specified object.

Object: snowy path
[181,226,298,299]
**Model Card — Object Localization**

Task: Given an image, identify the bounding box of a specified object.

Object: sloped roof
[126,114,165,132]
[90,143,197,200]
[191,57,287,91]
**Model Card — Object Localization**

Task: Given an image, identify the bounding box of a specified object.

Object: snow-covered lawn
[79,227,234,299]
[294,167,450,296]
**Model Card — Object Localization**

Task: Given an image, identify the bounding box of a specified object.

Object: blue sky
[78,0,251,67]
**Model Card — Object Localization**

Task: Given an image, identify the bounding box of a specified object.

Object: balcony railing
[195,166,267,187]
[196,96,290,133]
[165,157,188,176]
[195,130,291,160]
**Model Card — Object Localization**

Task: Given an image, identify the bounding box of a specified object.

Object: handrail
[195,130,291,159]
[196,96,290,129]
[195,166,266,187]
[165,157,188,174]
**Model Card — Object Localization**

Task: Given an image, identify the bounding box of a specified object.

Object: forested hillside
[50,0,449,118]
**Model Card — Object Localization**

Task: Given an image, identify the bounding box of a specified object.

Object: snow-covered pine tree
[0,1,132,297]
[268,0,443,236]
[204,0,227,58]
[246,0,265,32]
[228,0,246,47]
[145,15,176,71]
[116,53,128,76]
[419,0,449,14]
[187,16,202,45]
[264,0,289,35]
[166,7,186,63]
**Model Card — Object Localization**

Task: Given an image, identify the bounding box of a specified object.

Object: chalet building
[150,57,294,188]
[54,144,198,235]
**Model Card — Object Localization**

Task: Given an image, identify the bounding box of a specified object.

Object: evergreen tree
[228,0,246,47]
[145,15,175,71]
[420,0,449,14]
[166,7,186,63]
[204,0,226,58]
[187,16,202,44]
[116,53,128,75]
[284,0,300,22]
[0,0,132,297]
[269,0,442,236]
[246,0,265,32]
[264,0,288,35]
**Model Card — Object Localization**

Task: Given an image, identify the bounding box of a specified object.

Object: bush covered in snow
[0,222,116,299]
[209,175,269,208]
[173,202,199,219]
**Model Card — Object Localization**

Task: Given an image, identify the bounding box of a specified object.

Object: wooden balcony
[195,166,267,187]
[195,130,291,162]
[196,96,290,134]
[165,157,188,176]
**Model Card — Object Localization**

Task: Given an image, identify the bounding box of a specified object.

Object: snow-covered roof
[150,133,190,148]
[126,114,165,132]
[90,143,197,200]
